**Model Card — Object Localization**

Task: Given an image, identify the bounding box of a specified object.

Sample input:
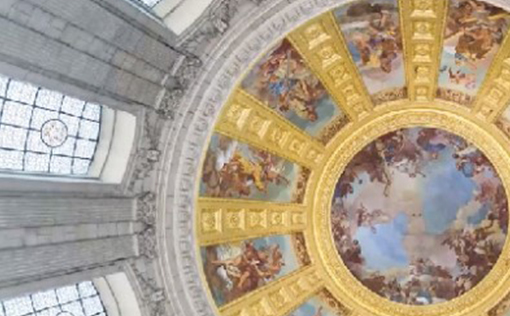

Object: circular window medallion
[41,119,68,148]
[330,126,508,305]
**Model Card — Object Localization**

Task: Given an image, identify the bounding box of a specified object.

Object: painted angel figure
[356,204,390,233]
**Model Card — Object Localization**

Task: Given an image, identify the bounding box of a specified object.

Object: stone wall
[0,0,182,111]
[0,0,181,314]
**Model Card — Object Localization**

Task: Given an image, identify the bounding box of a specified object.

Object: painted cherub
[356,204,390,233]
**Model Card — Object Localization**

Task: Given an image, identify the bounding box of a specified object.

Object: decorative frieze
[400,0,447,101]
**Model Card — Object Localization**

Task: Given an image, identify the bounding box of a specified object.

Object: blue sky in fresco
[290,298,336,316]
[355,213,409,271]
[354,146,478,272]
[420,147,475,234]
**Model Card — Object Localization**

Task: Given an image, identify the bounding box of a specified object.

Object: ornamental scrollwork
[136,191,158,259]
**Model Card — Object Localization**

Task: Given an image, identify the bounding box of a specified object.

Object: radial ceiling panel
[193,1,510,316]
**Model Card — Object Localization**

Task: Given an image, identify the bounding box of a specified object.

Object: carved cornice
[127,111,164,193]
[130,263,171,316]
[179,0,269,50]
[136,192,158,259]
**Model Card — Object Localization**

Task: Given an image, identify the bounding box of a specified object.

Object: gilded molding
[219,266,323,316]
[292,233,312,266]
[473,35,510,121]
[400,0,447,102]
[489,290,510,316]
[215,89,325,170]
[197,198,307,246]
[287,13,373,121]
[317,289,352,316]
[317,115,350,145]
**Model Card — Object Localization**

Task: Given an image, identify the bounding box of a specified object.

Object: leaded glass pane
[78,121,100,140]
[72,158,90,175]
[52,137,75,156]
[77,282,97,297]
[82,104,101,121]
[61,302,85,316]
[61,97,85,116]
[3,297,33,316]
[30,108,58,130]
[50,156,72,174]
[75,140,96,159]
[27,131,51,153]
[6,81,37,104]
[25,152,51,172]
[35,307,60,316]
[59,115,79,137]
[82,296,102,316]
[2,101,32,127]
[0,75,102,176]
[55,286,79,304]
[32,291,58,311]
[36,90,62,111]
[0,126,27,150]
[0,149,23,170]
[1,282,107,316]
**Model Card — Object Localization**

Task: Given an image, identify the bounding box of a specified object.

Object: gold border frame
[309,100,510,316]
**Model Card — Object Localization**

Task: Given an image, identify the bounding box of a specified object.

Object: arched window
[0,281,107,316]
[0,76,102,176]
[136,0,162,7]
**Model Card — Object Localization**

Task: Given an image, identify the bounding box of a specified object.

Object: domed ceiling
[192,0,510,315]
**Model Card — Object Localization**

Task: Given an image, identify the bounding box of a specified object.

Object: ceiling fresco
[289,296,340,316]
[201,234,299,307]
[241,39,345,137]
[334,0,406,104]
[200,133,301,202]
[194,0,510,316]
[437,0,510,105]
[331,127,507,305]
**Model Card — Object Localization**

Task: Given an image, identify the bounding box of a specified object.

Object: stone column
[0,0,182,112]
[0,197,139,294]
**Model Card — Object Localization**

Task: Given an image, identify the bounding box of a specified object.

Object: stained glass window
[0,75,102,176]
[0,281,107,316]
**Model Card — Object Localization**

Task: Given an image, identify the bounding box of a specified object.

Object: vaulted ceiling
[191,1,510,316]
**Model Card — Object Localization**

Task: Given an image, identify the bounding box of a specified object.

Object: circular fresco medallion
[330,127,508,306]
[41,119,68,148]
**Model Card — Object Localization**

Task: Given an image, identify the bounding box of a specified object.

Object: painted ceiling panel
[241,39,345,138]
